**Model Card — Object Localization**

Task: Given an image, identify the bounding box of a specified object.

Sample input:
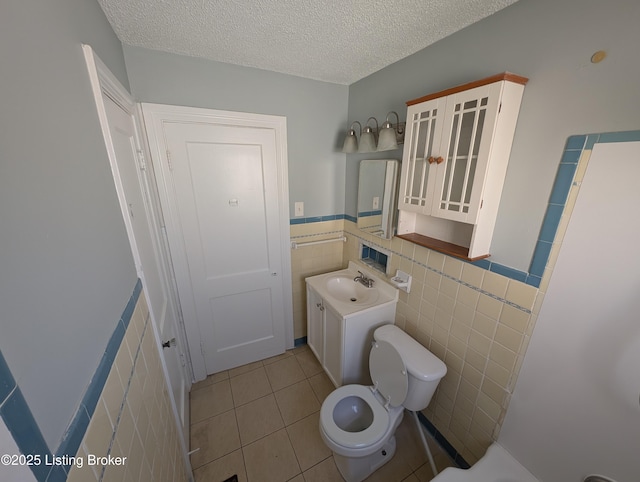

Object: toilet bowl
[319,324,447,482]
[432,443,539,482]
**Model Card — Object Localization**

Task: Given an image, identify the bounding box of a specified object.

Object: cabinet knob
[427,156,443,164]
[428,156,436,164]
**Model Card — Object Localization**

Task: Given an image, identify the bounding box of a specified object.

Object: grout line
[100,312,150,482]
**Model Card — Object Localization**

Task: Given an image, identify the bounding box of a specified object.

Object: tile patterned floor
[189,345,456,482]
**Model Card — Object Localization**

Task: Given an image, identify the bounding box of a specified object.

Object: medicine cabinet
[397,73,528,260]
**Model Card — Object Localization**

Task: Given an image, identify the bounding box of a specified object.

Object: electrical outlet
[294,201,304,217]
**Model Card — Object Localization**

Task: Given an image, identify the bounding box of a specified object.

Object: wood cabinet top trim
[406,72,529,106]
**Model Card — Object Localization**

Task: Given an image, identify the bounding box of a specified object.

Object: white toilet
[319,324,447,482]
[432,443,539,482]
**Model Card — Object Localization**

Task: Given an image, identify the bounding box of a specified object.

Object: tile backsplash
[67,289,188,482]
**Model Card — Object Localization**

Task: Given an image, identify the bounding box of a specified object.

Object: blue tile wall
[290,214,347,224]
[0,278,142,481]
[357,210,383,217]
[291,130,640,290]
[360,244,389,272]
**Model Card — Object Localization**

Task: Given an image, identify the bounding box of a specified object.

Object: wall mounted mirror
[357,159,400,239]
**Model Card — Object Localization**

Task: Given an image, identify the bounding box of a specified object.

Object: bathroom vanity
[306,262,399,387]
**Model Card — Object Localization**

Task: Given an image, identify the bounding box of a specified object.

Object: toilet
[319,324,447,482]
[432,443,539,482]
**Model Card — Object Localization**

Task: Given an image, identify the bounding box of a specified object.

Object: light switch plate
[294,202,304,217]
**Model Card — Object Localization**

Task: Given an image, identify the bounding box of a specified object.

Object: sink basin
[325,275,379,305]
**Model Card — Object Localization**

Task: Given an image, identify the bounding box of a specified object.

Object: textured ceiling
[98,0,519,85]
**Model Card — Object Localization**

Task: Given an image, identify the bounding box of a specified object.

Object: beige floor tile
[194,449,247,482]
[230,366,273,407]
[211,370,230,383]
[191,379,234,424]
[302,456,343,482]
[308,372,335,403]
[363,445,413,482]
[394,415,429,471]
[294,349,324,378]
[190,410,240,469]
[236,394,284,445]
[274,379,320,426]
[292,344,311,355]
[191,375,214,392]
[434,451,456,472]
[403,475,421,482]
[229,360,264,378]
[188,349,460,482]
[286,411,331,472]
[413,462,436,482]
[262,350,294,366]
[265,356,306,391]
[242,429,301,482]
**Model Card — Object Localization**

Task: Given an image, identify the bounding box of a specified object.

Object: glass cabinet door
[399,97,445,214]
[433,84,501,223]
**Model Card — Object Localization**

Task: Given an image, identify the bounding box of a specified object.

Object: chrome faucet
[354,270,374,288]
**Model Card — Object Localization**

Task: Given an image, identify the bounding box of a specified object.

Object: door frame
[142,103,294,381]
[82,45,194,477]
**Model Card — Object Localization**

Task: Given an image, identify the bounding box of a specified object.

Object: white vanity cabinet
[397,73,528,260]
[306,263,399,387]
[306,285,396,387]
[306,287,325,364]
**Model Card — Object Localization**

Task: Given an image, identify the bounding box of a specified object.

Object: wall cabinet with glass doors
[397,73,528,260]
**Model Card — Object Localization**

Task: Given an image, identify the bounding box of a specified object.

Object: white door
[83,46,192,460]
[143,104,293,380]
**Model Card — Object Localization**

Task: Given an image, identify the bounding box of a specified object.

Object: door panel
[85,47,193,467]
[102,96,191,440]
[157,118,287,374]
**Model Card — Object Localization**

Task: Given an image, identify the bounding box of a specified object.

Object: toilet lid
[369,340,408,407]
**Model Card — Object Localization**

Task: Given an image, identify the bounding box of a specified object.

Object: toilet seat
[320,384,390,449]
[320,340,410,452]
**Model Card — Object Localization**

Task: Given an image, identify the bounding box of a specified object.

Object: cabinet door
[306,287,324,364]
[432,82,502,223]
[399,97,446,215]
[323,304,343,387]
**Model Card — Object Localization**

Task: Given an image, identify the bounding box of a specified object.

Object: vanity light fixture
[342,121,362,153]
[377,111,405,151]
[359,117,379,153]
[341,112,405,154]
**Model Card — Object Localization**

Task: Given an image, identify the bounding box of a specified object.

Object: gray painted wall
[347,0,640,271]
[0,0,136,449]
[123,46,350,219]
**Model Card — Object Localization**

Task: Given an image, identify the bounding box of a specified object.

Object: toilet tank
[373,325,447,411]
